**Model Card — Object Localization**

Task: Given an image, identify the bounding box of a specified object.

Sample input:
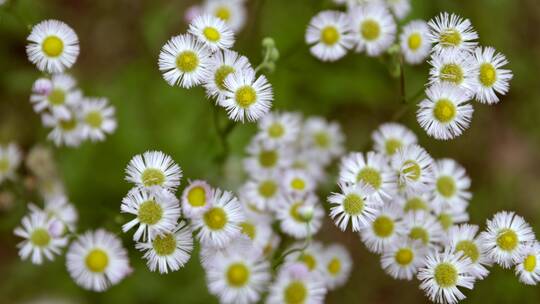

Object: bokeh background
[1,0,540,303]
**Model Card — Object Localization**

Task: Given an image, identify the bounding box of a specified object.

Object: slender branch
[212,107,236,164]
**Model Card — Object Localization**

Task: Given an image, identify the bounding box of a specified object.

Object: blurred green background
[1,0,540,303]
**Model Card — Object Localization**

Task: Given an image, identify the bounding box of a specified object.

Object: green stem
[272,223,311,270]
[212,107,236,164]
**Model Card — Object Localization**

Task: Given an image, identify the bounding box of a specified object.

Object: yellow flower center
[385,139,402,155]
[203,27,221,42]
[258,180,277,198]
[395,248,414,266]
[290,178,306,191]
[314,131,330,148]
[138,200,163,225]
[268,122,285,138]
[203,207,228,230]
[240,222,256,240]
[299,253,317,271]
[409,227,429,245]
[215,6,231,21]
[85,111,103,128]
[320,26,340,46]
[187,186,206,207]
[440,29,461,47]
[361,19,380,41]
[176,51,199,72]
[226,263,250,287]
[290,202,310,223]
[434,263,458,288]
[455,240,479,262]
[373,215,394,238]
[479,63,497,87]
[30,228,51,247]
[0,158,9,172]
[436,175,456,197]
[59,118,77,131]
[141,168,165,187]
[214,65,234,91]
[258,150,278,168]
[85,249,109,273]
[343,193,364,215]
[496,229,518,251]
[42,36,64,57]
[284,281,307,304]
[235,86,257,108]
[438,213,453,230]
[404,197,428,212]
[523,255,537,272]
[408,33,422,51]
[433,99,457,123]
[327,258,341,276]
[402,160,421,181]
[48,89,66,105]
[357,167,382,189]
[152,233,177,256]
[440,63,464,84]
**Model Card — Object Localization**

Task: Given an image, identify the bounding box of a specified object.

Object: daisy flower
[203,0,247,32]
[431,158,472,211]
[238,216,273,250]
[188,14,235,51]
[14,211,68,265]
[282,169,316,197]
[417,83,474,140]
[42,112,85,147]
[30,74,82,119]
[435,206,469,231]
[338,151,395,202]
[79,97,117,142]
[386,0,411,20]
[285,242,326,274]
[277,193,324,239]
[244,138,291,175]
[395,192,432,213]
[428,12,478,54]
[200,235,255,269]
[360,204,405,254]
[266,262,327,304]
[120,188,181,241]
[429,49,477,93]
[391,144,434,195]
[372,122,417,156]
[447,224,491,280]
[220,67,273,122]
[417,249,476,304]
[480,211,535,268]
[241,171,284,211]
[66,229,131,292]
[301,117,345,166]
[26,20,79,73]
[472,46,513,104]
[0,143,22,184]
[328,182,380,232]
[400,20,431,65]
[125,150,182,192]
[180,180,213,218]
[381,238,427,280]
[257,111,302,146]
[291,151,326,184]
[514,241,540,285]
[158,33,212,88]
[135,221,193,274]
[321,244,353,290]
[204,50,250,101]
[305,10,355,62]
[403,211,444,248]
[206,250,271,304]
[193,189,245,248]
[42,195,78,233]
[348,2,397,56]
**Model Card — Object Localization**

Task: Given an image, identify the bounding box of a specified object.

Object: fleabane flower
[372,122,417,157]
[26,19,79,73]
[193,189,245,248]
[238,214,273,250]
[66,229,131,292]
[429,49,477,93]
[204,50,250,101]
[188,14,235,51]
[277,193,324,239]
[0,143,22,184]
[181,180,213,218]
[480,211,535,268]
[125,150,182,192]
[242,171,284,211]
[40,195,78,233]
[472,46,513,105]
[14,211,68,265]
[403,211,444,248]
[386,0,411,20]
[321,244,353,290]
[417,83,474,140]
[395,192,432,213]
[400,20,431,65]
[266,262,327,304]
[349,2,397,56]
[435,205,469,232]
[135,221,193,274]
[417,249,476,304]
[282,169,316,197]
[79,97,117,142]
[244,138,291,175]
[257,111,302,146]
[220,67,273,122]
[302,117,345,166]
[305,10,355,62]
[391,144,434,195]
[121,188,181,241]
[428,12,478,54]
[360,204,405,254]
[30,74,82,119]
[431,158,472,211]
[203,0,247,32]
[514,241,540,285]
[447,224,491,280]
[285,242,326,275]
[42,112,85,147]
[328,182,380,232]
[206,249,271,304]
[381,238,427,280]
[158,34,212,88]
[338,151,395,202]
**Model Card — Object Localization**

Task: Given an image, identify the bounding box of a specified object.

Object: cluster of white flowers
[158,12,274,122]
[327,122,539,303]
[26,20,117,147]
[417,12,513,140]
